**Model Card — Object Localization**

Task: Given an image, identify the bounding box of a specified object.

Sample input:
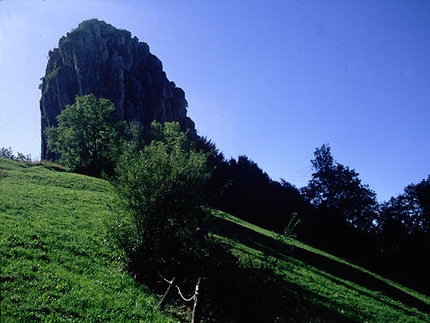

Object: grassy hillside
[211,211,430,322]
[0,159,177,322]
[1,158,429,322]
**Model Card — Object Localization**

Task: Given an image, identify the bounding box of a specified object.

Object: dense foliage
[294,145,430,294]
[44,94,125,176]
[301,144,379,234]
[113,121,211,279]
[210,155,307,231]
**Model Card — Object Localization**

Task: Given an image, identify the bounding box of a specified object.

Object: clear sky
[1,0,429,202]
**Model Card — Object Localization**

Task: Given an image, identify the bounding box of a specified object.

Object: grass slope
[212,211,430,322]
[0,159,178,322]
[1,158,429,322]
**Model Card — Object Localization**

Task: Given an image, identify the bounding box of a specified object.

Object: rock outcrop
[40,19,195,160]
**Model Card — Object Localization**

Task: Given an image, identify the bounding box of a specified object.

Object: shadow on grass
[28,161,68,172]
[127,224,358,322]
[212,217,430,314]
[198,247,360,323]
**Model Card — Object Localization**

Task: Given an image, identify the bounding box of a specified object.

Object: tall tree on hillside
[377,176,430,293]
[45,94,125,176]
[302,144,379,233]
[379,175,430,247]
[380,177,430,234]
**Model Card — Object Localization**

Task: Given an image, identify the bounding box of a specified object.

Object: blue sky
[1,0,429,201]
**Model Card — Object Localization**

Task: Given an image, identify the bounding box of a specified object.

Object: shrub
[113,122,211,280]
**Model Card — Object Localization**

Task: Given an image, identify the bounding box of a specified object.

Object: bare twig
[156,273,175,309]
[191,277,201,323]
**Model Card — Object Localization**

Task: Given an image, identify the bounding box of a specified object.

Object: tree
[0,147,14,159]
[210,155,307,232]
[0,147,31,162]
[377,176,430,293]
[113,121,211,278]
[44,94,124,176]
[378,175,430,245]
[302,144,378,233]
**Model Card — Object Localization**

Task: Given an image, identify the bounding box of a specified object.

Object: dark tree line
[206,143,430,294]
[208,155,307,231]
[0,147,32,162]
[376,176,430,292]
[298,145,429,294]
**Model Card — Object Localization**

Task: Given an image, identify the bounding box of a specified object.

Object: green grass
[212,210,430,322]
[2,157,430,322]
[0,158,179,322]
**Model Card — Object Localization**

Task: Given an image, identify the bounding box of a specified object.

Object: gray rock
[40,19,195,160]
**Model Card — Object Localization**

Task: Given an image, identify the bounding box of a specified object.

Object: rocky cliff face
[40,19,195,160]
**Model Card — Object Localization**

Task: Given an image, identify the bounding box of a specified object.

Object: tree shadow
[212,217,430,314]
[199,252,360,323]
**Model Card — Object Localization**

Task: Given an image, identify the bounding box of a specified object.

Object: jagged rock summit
[40,19,195,160]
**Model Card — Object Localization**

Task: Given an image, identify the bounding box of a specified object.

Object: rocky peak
[40,19,195,160]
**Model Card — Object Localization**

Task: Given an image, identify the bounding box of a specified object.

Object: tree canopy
[302,144,378,233]
[44,94,124,176]
[113,121,211,278]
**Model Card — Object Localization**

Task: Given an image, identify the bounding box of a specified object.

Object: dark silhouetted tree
[213,155,307,231]
[302,144,378,233]
[377,175,430,293]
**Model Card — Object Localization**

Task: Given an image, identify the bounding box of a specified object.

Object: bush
[113,122,211,280]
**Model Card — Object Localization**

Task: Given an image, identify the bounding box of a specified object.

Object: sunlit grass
[0,158,179,322]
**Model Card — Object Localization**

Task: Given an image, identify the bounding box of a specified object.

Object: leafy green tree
[0,147,31,161]
[44,94,124,176]
[0,147,14,159]
[114,121,211,278]
[302,144,378,233]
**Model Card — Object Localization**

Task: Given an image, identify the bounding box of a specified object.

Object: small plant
[281,212,302,240]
